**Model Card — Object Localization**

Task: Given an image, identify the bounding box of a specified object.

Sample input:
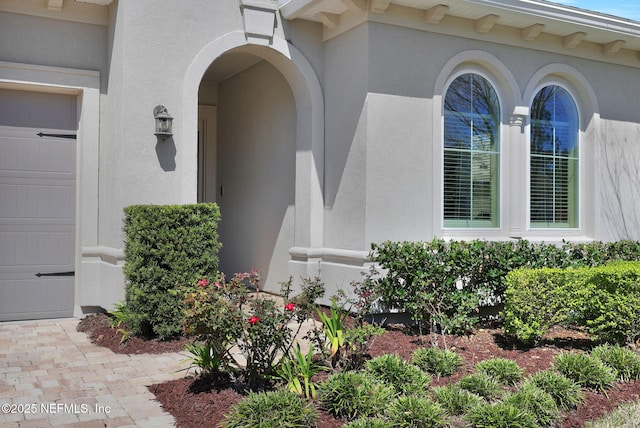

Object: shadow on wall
[601,123,640,240]
[155,137,176,171]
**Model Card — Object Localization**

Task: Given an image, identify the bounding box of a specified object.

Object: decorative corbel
[316,12,340,29]
[370,0,392,14]
[563,32,586,49]
[603,40,625,56]
[475,14,499,33]
[522,24,545,41]
[48,0,63,11]
[339,0,364,13]
[424,4,449,25]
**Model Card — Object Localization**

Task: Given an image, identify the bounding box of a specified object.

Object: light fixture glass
[153,105,173,138]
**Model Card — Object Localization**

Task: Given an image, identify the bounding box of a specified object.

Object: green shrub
[458,373,501,399]
[503,262,640,345]
[370,239,640,338]
[581,262,640,344]
[432,384,482,416]
[411,347,464,378]
[475,357,524,385]
[222,390,318,428]
[370,239,483,337]
[523,369,585,410]
[319,372,395,421]
[553,352,616,392]
[564,240,640,267]
[502,384,560,426]
[502,267,578,345]
[342,418,389,428]
[465,403,538,428]
[591,344,640,381]
[365,354,431,395]
[122,203,221,339]
[369,239,570,319]
[386,396,447,428]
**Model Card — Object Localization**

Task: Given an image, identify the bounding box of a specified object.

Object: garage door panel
[0,182,74,220]
[0,278,74,321]
[0,90,76,130]
[0,231,73,267]
[0,89,76,321]
[0,130,75,174]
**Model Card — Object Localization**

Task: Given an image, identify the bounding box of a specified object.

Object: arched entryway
[198,49,296,287]
[183,34,324,292]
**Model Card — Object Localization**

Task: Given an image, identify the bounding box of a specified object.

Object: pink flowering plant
[182,271,324,389]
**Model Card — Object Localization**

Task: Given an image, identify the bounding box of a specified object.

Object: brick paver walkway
[0,318,184,427]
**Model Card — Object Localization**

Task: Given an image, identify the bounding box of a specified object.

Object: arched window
[443,73,500,228]
[530,85,579,228]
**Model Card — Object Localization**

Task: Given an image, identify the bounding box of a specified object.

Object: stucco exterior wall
[598,120,640,240]
[0,11,107,83]
[323,24,369,251]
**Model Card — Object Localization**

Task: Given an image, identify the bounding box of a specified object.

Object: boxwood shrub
[503,261,640,345]
[122,203,221,339]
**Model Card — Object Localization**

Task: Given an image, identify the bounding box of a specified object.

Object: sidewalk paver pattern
[0,318,183,427]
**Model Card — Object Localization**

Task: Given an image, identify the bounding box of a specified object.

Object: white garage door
[0,88,77,321]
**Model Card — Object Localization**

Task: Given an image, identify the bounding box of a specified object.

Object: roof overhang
[0,0,112,25]
[279,0,640,62]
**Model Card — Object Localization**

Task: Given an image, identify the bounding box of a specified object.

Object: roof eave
[279,0,640,38]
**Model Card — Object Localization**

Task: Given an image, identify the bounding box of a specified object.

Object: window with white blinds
[443,73,500,228]
[530,85,579,228]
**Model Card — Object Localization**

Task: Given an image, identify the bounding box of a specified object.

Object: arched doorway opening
[197,48,296,290]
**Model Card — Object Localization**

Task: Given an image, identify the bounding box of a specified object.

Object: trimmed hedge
[368,239,640,337]
[503,261,640,345]
[371,239,640,309]
[122,203,221,339]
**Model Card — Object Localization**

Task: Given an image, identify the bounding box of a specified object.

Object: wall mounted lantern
[153,105,173,138]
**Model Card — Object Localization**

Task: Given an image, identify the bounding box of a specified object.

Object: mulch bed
[76,312,191,354]
[78,313,640,427]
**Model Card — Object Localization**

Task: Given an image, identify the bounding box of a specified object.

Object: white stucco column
[508,106,529,238]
